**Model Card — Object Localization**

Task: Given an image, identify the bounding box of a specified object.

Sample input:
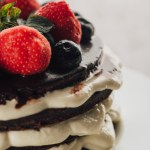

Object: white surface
[115,67,150,149]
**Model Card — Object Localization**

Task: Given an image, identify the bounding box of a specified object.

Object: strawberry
[0,25,51,75]
[36,1,82,44]
[0,0,40,20]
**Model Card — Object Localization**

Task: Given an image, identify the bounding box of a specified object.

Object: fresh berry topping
[1,0,40,20]
[52,40,82,71]
[0,25,51,75]
[78,17,95,43]
[36,1,82,44]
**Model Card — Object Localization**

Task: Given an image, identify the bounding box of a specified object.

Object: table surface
[115,67,150,149]
[115,68,150,150]
[39,0,150,77]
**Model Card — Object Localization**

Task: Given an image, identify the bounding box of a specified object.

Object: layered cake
[0,0,123,150]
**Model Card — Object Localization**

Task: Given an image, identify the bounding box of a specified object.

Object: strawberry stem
[0,3,21,31]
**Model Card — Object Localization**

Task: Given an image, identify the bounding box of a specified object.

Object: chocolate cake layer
[7,136,77,150]
[0,89,112,131]
[0,37,103,107]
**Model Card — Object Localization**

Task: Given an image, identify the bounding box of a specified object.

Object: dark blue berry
[43,33,55,49]
[74,11,82,17]
[78,17,95,43]
[52,40,82,71]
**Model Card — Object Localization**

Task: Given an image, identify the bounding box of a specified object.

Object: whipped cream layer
[48,115,117,150]
[0,103,105,149]
[0,96,121,150]
[0,46,122,121]
[48,109,121,150]
[48,100,122,150]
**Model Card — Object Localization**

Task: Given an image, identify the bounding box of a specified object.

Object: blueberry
[74,11,82,17]
[78,17,95,43]
[43,33,55,49]
[52,40,82,71]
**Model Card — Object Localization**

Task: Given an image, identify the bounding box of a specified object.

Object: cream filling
[49,98,122,150]
[0,104,106,150]
[0,46,122,121]
[81,115,116,150]
[48,115,117,150]
[0,97,121,150]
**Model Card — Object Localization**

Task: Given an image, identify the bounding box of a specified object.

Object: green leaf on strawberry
[0,3,15,19]
[0,21,18,31]
[26,15,55,48]
[10,7,21,22]
[26,15,54,34]
[0,3,21,31]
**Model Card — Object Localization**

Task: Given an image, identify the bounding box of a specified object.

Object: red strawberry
[1,0,40,20]
[36,1,82,44]
[0,25,51,75]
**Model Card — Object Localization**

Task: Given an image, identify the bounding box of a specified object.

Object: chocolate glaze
[0,89,112,131]
[0,37,103,107]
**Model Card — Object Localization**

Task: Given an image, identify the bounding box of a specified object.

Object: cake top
[0,0,102,106]
[0,1,96,74]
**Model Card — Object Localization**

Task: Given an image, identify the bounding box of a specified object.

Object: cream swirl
[0,46,122,121]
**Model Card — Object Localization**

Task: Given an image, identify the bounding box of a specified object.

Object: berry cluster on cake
[0,0,123,150]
